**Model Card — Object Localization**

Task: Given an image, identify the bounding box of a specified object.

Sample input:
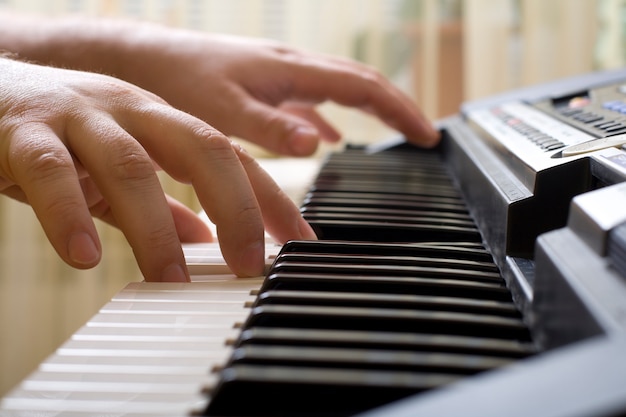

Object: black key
[273,253,499,273]
[301,206,474,221]
[279,240,494,263]
[302,196,467,213]
[243,305,531,340]
[306,219,482,242]
[228,345,512,374]
[309,181,460,198]
[204,364,459,417]
[270,261,502,284]
[301,211,477,229]
[262,272,511,301]
[236,327,536,358]
[255,290,519,317]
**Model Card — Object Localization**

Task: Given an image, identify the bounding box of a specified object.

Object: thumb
[166,195,214,243]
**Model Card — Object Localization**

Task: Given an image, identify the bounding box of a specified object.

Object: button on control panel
[534,84,626,139]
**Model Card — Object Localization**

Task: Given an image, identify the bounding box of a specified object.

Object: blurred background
[0,0,622,397]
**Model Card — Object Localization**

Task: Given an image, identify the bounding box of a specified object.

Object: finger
[235,96,323,156]
[166,195,214,243]
[66,114,189,283]
[0,184,28,203]
[81,176,214,244]
[231,142,317,243]
[114,103,266,277]
[280,103,342,143]
[280,55,440,147]
[1,124,102,269]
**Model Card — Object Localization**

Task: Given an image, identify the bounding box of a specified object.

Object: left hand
[114,27,440,156]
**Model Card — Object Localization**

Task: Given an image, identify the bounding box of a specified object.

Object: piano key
[23,369,217,386]
[243,305,531,340]
[273,252,500,273]
[60,338,228,352]
[301,205,474,221]
[120,279,264,293]
[45,353,231,368]
[112,288,257,302]
[306,219,482,242]
[300,211,477,229]
[2,396,207,416]
[262,272,511,300]
[56,347,229,359]
[204,364,460,417]
[270,261,502,284]
[70,334,237,344]
[20,379,203,394]
[309,181,460,197]
[254,290,520,317]
[316,163,451,176]
[15,369,218,413]
[280,239,494,262]
[76,310,249,341]
[315,170,452,184]
[7,388,208,404]
[39,363,215,376]
[304,191,465,206]
[101,300,250,313]
[86,312,247,325]
[302,195,468,213]
[236,327,535,358]
[228,345,512,374]
[318,159,449,172]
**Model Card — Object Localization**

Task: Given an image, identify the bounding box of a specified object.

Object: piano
[3,68,626,417]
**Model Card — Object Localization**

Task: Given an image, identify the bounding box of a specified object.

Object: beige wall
[0,0,622,397]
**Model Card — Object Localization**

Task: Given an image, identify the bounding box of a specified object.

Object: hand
[0,57,316,281]
[114,27,440,156]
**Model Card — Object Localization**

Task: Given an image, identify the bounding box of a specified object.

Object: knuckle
[107,147,154,182]
[194,127,238,159]
[195,125,227,146]
[254,111,287,141]
[233,203,263,233]
[273,44,304,64]
[144,223,180,250]
[88,78,143,105]
[18,143,72,181]
[238,202,260,219]
[41,193,83,220]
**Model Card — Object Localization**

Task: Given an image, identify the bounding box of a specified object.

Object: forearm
[0,13,157,78]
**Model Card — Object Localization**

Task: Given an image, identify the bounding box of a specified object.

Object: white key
[183,241,281,275]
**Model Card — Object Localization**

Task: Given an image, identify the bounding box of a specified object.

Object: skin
[0,14,440,282]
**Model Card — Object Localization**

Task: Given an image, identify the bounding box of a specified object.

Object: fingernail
[68,232,100,266]
[161,263,189,282]
[288,126,319,156]
[238,241,265,277]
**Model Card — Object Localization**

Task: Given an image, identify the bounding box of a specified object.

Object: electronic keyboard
[3,68,626,417]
